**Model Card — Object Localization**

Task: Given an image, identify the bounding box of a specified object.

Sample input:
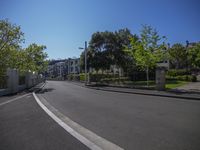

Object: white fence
[0,69,44,96]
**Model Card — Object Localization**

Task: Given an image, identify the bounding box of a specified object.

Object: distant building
[46,58,80,78]
[187,41,200,48]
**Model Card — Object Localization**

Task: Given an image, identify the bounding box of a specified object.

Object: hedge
[167,69,191,77]
[166,75,197,82]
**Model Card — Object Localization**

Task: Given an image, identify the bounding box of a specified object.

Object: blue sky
[0,0,200,59]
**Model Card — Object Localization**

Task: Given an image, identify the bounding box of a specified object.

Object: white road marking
[0,93,31,106]
[33,92,124,150]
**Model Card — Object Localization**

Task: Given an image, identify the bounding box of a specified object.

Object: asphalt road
[0,93,89,150]
[37,80,200,150]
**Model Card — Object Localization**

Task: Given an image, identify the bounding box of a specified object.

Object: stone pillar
[7,68,19,94]
[156,67,166,91]
[26,72,33,88]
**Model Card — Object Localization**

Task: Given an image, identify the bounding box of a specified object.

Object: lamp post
[79,41,88,85]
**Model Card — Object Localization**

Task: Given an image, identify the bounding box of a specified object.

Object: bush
[129,70,155,81]
[67,74,80,81]
[67,74,73,80]
[79,73,85,81]
[166,75,197,82]
[101,77,129,83]
[167,69,191,77]
[90,73,115,82]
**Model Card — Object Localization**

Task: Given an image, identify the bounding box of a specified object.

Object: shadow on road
[36,88,55,94]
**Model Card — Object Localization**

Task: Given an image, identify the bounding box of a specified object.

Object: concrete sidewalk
[67,81,200,100]
[174,81,200,93]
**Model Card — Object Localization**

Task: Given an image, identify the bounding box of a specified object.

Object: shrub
[166,75,197,82]
[101,77,129,83]
[67,74,73,80]
[67,74,80,81]
[167,69,191,77]
[90,73,115,82]
[79,73,85,81]
[129,70,155,81]
[73,74,80,81]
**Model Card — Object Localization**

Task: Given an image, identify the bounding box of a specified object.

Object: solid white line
[33,92,124,150]
[0,93,31,106]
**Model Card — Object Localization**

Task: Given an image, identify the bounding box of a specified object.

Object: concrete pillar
[156,67,166,91]
[7,68,19,94]
[26,72,33,88]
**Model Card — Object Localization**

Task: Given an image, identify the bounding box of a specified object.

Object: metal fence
[0,75,8,89]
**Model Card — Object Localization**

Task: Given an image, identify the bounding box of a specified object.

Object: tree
[188,43,200,69]
[0,19,24,77]
[168,43,187,69]
[126,25,166,86]
[23,43,48,73]
[87,31,113,73]
[113,29,135,71]
[85,29,135,75]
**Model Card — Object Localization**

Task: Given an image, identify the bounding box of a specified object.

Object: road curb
[87,86,200,100]
[66,81,200,100]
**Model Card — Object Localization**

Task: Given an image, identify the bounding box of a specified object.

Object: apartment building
[46,58,80,78]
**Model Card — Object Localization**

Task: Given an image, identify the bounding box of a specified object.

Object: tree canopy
[0,19,48,78]
[125,25,167,85]
[168,43,187,69]
[80,28,135,73]
[188,43,200,69]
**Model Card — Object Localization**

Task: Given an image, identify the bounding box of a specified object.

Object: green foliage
[166,75,196,82]
[188,43,200,68]
[67,74,80,81]
[0,19,24,51]
[167,69,191,77]
[23,43,48,73]
[125,25,166,85]
[100,77,129,83]
[128,25,166,70]
[165,81,188,89]
[0,19,48,80]
[67,74,73,80]
[166,69,196,82]
[79,73,85,81]
[0,19,24,77]
[80,29,135,73]
[168,43,187,69]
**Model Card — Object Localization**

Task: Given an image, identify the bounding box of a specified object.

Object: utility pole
[84,41,87,85]
[60,63,62,79]
[79,41,88,86]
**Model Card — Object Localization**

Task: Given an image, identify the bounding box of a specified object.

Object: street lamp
[79,41,87,85]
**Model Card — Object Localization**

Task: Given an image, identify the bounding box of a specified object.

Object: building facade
[46,58,80,78]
